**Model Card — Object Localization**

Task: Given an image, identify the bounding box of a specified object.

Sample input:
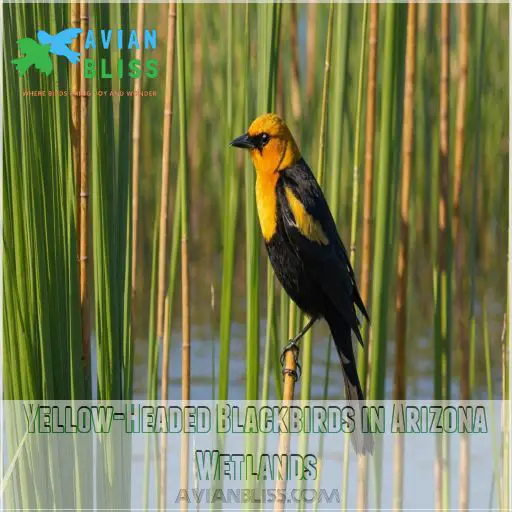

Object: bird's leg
[281,316,318,381]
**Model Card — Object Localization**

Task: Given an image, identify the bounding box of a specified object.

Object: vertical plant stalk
[217,3,238,402]
[343,4,367,508]
[393,3,417,511]
[246,2,260,402]
[289,3,301,121]
[438,1,450,400]
[264,0,283,415]
[348,3,368,267]
[276,44,285,116]
[317,3,337,252]
[483,301,502,507]
[453,4,469,511]
[306,3,317,106]
[159,294,170,510]
[435,3,450,510]
[273,352,298,512]
[79,2,90,378]
[305,0,335,373]
[131,0,144,327]
[369,2,396,400]
[177,3,191,512]
[328,3,350,222]
[143,218,160,509]
[277,7,334,511]
[501,312,509,510]
[301,0,334,402]
[394,2,417,403]
[452,4,468,249]
[188,5,203,174]
[157,0,177,343]
[158,2,177,510]
[71,3,81,230]
[357,6,378,507]
[159,303,171,512]
[368,5,397,504]
[468,4,485,508]
[274,369,296,489]
[330,8,352,502]
[358,0,378,393]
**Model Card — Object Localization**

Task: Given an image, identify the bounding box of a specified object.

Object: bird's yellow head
[230,114,301,175]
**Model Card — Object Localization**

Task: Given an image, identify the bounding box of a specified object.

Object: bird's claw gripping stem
[280,339,301,382]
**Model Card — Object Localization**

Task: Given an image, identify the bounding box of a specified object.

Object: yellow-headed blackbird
[231,113,373,454]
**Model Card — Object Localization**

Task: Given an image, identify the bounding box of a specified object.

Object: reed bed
[3,2,509,510]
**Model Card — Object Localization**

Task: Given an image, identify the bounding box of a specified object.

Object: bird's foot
[280,339,301,382]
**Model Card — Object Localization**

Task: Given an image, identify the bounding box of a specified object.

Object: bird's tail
[326,312,374,456]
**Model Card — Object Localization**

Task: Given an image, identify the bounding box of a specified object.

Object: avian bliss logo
[12,28,158,79]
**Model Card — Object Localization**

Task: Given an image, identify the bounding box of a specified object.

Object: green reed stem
[368,5,399,507]
[349,3,368,268]
[218,3,239,401]
[369,3,397,401]
[342,3,368,507]
[469,2,486,397]
[328,3,351,223]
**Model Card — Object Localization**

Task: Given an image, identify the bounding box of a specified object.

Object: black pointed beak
[230,133,255,149]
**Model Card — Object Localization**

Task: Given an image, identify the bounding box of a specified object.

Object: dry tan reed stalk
[156,1,177,343]
[131,1,144,319]
[435,3,450,510]
[289,3,301,120]
[158,3,177,510]
[394,1,417,403]
[453,4,469,510]
[274,161,307,512]
[71,3,81,231]
[357,3,378,509]
[393,3,417,510]
[276,3,334,507]
[79,2,89,374]
[273,351,298,512]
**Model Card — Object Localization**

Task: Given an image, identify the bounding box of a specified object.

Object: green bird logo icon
[12,38,53,76]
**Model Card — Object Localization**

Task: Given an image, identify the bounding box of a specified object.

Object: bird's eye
[260,133,270,146]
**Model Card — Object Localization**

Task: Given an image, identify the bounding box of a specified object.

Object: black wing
[278,159,369,338]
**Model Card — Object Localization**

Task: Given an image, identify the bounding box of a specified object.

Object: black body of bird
[231,114,373,455]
